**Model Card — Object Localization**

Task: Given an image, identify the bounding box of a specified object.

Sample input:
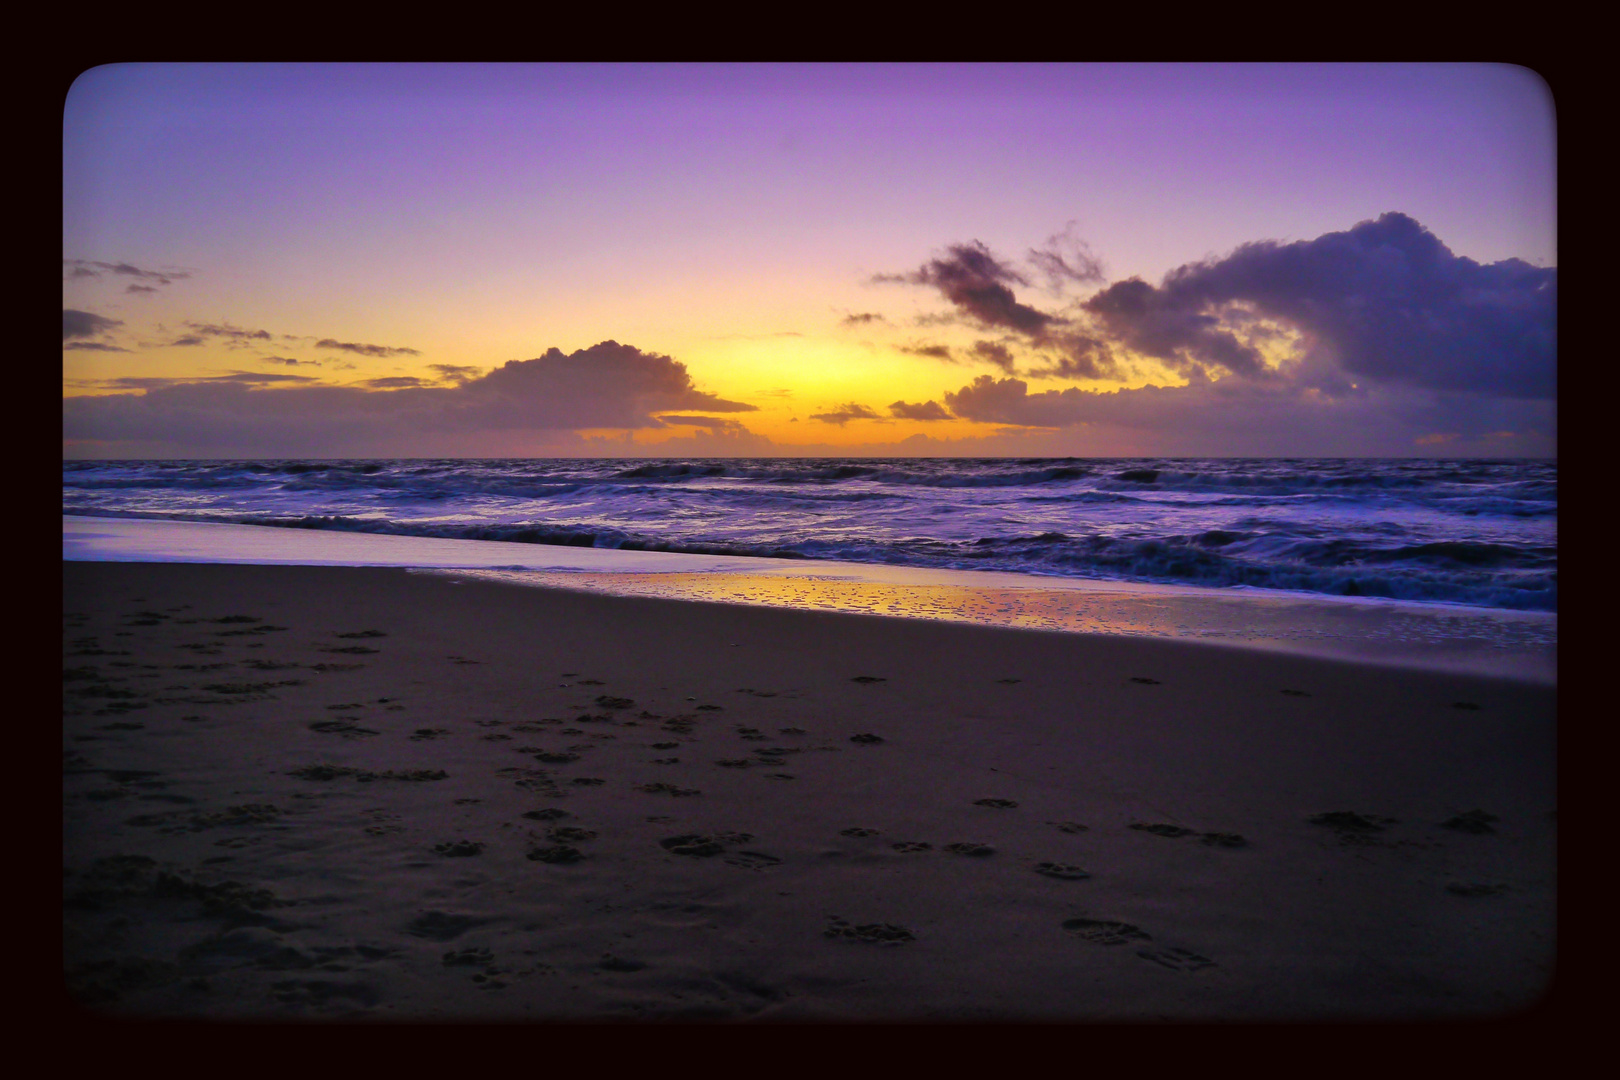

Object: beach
[63,559,1556,1020]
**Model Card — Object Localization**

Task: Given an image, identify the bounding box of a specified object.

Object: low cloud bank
[65,340,755,457]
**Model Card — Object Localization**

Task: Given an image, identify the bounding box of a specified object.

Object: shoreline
[64,561,1556,1020]
[64,515,1556,684]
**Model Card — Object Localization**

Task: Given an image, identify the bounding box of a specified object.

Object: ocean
[62,457,1556,614]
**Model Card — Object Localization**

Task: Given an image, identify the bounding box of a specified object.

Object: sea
[62,457,1556,614]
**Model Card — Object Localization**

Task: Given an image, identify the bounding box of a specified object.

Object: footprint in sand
[1137,946,1216,971]
[636,782,700,796]
[824,917,914,945]
[405,912,488,942]
[1129,677,1161,685]
[1280,689,1312,697]
[1130,823,1195,838]
[944,842,996,857]
[1309,811,1397,833]
[1047,820,1089,834]
[840,828,881,838]
[1199,832,1248,848]
[432,841,484,857]
[547,827,597,843]
[1062,918,1150,945]
[443,947,493,966]
[849,733,885,745]
[409,728,451,741]
[527,845,584,864]
[891,842,932,853]
[850,676,887,684]
[974,798,1018,809]
[660,835,725,857]
[521,808,569,821]
[724,851,782,870]
[1034,862,1090,880]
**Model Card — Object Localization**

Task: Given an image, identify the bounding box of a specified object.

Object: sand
[62,561,1556,1021]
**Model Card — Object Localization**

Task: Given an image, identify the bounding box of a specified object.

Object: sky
[62,63,1557,459]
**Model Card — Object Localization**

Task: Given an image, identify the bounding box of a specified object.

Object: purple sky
[63,64,1556,458]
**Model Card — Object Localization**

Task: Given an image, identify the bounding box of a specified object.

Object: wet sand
[63,561,1556,1020]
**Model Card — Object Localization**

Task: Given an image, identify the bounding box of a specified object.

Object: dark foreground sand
[63,562,1556,1021]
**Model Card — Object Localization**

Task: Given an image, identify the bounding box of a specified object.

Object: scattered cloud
[428,363,483,383]
[312,338,421,357]
[899,343,955,361]
[169,321,274,349]
[654,415,751,431]
[64,341,131,352]
[968,340,1016,373]
[359,376,430,389]
[1027,223,1107,290]
[841,312,887,326]
[888,399,952,421]
[264,356,317,366]
[80,372,323,392]
[63,260,191,288]
[64,309,123,340]
[807,403,883,425]
[876,241,1055,337]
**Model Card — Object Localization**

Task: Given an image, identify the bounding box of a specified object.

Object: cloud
[899,343,956,361]
[1082,212,1555,398]
[807,403,883,425]
[429,363,483,383]
[264,356,317,366]
[81,372,323,391]
[888,399,952,421]
[64,340,757,457]
[1027,223,1107,290]
[877,241,1055,337]
[63,260,191,287]
[359,376,430,389]
[841,312,887,326]
[968,340,1016,373]
[937,372,1555,456]
[654,415,750,431]
[883,214,1552,400]
[315,338,423,358]
[64,341,130,352]
[171,321,274,348]
[64,309,123,340]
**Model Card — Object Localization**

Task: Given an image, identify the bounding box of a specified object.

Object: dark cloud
[877,241,1056,337]
[64,309,123,340]
[808,403,882,425]
[64,340,755,456]
[85,372,322,391]
[937,372,1554,456]
[359,376,429,389]
[841,312,887,326]
[63,260,191,287]
[429,363,484,383]
[64,341,130,352]
[1027,224,1107,289]
[1083,212,1555,398]
[172,322,274,349]
[1025,331,1120,380]
[125,284,159,295]
[264,356,317,366]
[888,399,952,421]
[899,343,956,361]
[655,415,749,431]
[968,340,1016,373]
[314,338,422,358]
